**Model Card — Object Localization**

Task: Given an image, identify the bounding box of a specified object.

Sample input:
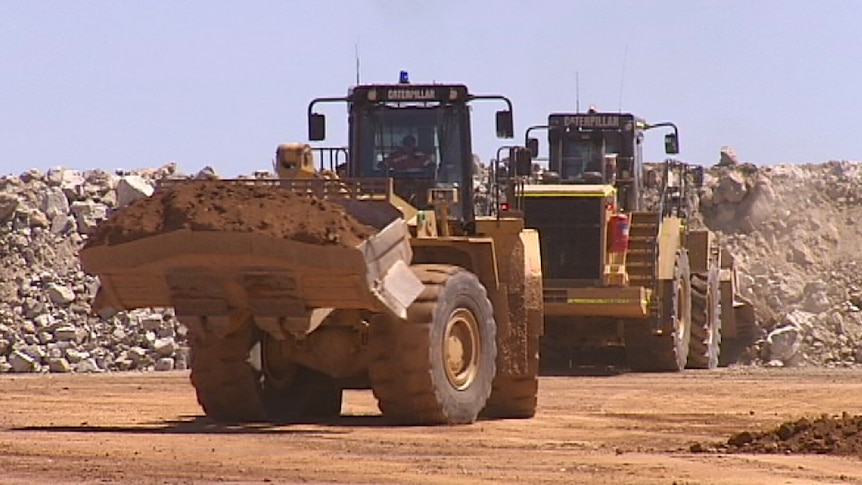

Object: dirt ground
[1,368,861,485]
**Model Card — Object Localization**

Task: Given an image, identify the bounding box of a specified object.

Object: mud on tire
[624,250,692,372]
[481,335,539,419]
[368,264,497,425]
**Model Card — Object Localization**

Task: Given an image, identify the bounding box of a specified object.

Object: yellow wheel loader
[80,79,543,425]
[504,111,754,372]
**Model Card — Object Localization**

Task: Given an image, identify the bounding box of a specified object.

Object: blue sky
[2,1,860,177]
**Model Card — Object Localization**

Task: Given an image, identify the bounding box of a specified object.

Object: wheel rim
[443,308,481,391]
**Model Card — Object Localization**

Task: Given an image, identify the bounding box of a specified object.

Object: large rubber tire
[189,322,342,423]
[686,266,721,369]
[368,264,497,425]
[260,366,343,422]
[624,250,692,372]
[481,335,540,419]
[258,335,343,422]
[189,323,266,423]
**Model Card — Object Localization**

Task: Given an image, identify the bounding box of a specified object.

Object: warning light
[500,202,510,211]
[399,70,410,84]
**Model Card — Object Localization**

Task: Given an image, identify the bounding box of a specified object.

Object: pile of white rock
[656,149,862,368]
[0,163,200,373]
[4,151,862,372]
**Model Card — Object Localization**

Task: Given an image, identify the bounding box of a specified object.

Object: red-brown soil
[86,181,375,248]
[710,413,862,456]
[2,369,862,485]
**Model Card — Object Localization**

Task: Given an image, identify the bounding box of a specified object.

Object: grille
[523,196,603,281]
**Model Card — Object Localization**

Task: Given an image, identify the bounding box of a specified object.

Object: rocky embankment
[0,164,202,373]
[1,151,862,373]
[665,148,862,367]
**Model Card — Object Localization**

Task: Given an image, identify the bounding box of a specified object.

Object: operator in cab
[383,134,432,171]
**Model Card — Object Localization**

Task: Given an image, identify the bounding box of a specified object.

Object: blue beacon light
[399,70,410,84]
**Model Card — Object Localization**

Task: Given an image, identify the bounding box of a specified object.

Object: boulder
[115,175,154,208]
[40,187,70,219]
[8,350,39,373]
[716,171,748,204]
[47,284,76,306]
[718,146,740,167]
[0,193,20,222]
[766,326,801,363]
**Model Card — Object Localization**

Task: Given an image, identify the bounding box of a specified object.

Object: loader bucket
[718,248,757,340]
[80,178,425,333]
[81,218,421,331]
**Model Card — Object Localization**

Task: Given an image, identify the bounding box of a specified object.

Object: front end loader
[81,78,543,425]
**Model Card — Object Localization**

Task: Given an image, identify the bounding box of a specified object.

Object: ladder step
[629,271,654,277]
[628,273,654,280]
[628,274,654,281]
[628,242,655,249]
[626,261,654,268]
[629,242,655,249]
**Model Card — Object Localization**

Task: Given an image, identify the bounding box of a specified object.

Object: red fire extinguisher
[608,214,630,253]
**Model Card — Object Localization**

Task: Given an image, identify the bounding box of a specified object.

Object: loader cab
[308,81,514,234]
[547,112,645,212]
[526,112,678,212]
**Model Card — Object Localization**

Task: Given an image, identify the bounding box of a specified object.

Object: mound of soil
[693,413,862,456]
[85,181,375,248]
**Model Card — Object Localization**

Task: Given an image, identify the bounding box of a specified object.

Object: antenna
[576,71,580,113]
[355,39,361,84]
[618,44,629,112]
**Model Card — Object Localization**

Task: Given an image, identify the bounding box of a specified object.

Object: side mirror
[495,110,514,139]
[514,148,532,176]
[526,138,539,159]
[309,113,326,141]
[664,133,679,155]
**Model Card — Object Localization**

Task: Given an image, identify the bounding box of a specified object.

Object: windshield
[560,140,601,180]
[557,136,620,181]
[356,107,465,187]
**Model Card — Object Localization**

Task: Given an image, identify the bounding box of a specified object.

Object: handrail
[312,146,349,173]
